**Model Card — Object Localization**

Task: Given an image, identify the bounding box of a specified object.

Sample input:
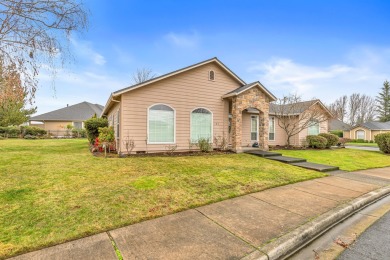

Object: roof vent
[209,70,215,81]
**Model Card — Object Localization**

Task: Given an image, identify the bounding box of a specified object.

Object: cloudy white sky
[33,0,390,114]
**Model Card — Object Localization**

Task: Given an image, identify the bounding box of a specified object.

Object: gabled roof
[269,100,332,116]
[350,121,390,130]
[102,57,250,116]
[113,57,246,96]
[30,102,104,121]
[329,118,351,131]
[222,81,277,101]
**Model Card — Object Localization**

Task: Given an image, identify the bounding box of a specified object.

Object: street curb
[242,185,390,260]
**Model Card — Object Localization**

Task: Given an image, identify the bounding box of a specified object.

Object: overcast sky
[34,0,390,114]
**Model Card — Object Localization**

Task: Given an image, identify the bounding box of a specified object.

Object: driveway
[345,145,380,152]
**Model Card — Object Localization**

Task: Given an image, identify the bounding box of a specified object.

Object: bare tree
[131,68,156,84]
[357,94,376,124]
[273,94,331,146]
[327,95,347,122]
[329,93,377,126]
[0,0,89,102]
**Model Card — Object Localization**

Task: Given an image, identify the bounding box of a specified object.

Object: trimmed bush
[374,133,390,153]
[84,117,108,144]
[72,128,87,138]
[318,133,339,148]
[307,135,328,149]
[21,126,47,136]
[330,130,343,138]
[0,126,21,137]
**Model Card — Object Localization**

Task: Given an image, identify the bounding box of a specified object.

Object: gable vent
[209,70,215,81]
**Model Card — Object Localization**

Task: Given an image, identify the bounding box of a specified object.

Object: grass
[274,148,390,171]
[0,139,325,258]
[346,142,378,147]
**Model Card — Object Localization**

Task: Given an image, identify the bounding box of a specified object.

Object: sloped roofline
[222,81,277,101]
[268,99,334,117]
[101,57,246,116]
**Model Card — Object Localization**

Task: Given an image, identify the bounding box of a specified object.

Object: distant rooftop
[29,102,104,121]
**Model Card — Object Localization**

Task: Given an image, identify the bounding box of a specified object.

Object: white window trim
[147,103,176,144]
[208,70,215,81]
[190,107,213,143]
[356,129,366,140]
[250,115,259,141]
[269,116,275,141]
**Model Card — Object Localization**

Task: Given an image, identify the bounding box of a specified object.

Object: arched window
[191,108,212,142]
[148,104,175,143]
[356,130,365,140]
[308,120,320,135]
[209,70,215,81]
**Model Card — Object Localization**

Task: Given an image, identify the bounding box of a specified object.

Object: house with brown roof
[344,121,390,141]
[101,58,331,154]
[29,101,104,136]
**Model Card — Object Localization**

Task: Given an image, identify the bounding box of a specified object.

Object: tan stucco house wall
[102,58,331,153]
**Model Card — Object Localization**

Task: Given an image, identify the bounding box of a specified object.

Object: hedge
[318,133,339,148]
[374,133,390,154]
[21,126,47,136]
[330,130,343,137]
[307,135,328,149]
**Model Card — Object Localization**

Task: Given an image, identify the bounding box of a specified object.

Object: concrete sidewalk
[10,167,390,260]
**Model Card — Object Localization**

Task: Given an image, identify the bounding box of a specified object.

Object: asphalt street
[338,210,390,260]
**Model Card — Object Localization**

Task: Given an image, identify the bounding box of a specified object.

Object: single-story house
[29,101,103,135]
[344,121,390,141]
[329,118,351,136]
[101,57,331,154]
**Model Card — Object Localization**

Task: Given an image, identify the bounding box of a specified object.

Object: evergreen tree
[376,80,390,122]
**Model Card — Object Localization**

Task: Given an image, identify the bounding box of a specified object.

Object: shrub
[72,128,87,138]
[21,126,46,136]
[306,135,327,149]
[24,134,37,139]
[374,133,390,153]
[318,133,339,148]
[197,138,212,152]
[84,117,108,144]
[355,138,365,143]
[330,130,343,137]
[370,140,374,143]
[0,126,21,137]
[98,126,115,157]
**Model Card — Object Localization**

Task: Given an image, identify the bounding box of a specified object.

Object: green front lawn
[0,139,324,258]
[346,142,378,147]
[274,148,390,171]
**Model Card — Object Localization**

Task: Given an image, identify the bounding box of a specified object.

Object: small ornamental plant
[98,126,115,157]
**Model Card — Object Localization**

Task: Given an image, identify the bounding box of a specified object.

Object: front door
[250,115,259,142]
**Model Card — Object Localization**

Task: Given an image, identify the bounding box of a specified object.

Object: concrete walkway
[245,150,340,172]
[345,145,380,152]
[10,168,390,260]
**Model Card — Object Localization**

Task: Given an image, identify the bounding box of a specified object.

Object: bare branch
[0,0,89,102]
[131,68,156,84]
[272,94,331,146]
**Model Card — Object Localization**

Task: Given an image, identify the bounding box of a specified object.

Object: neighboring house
[101,57,331,154]
[267,100,332,147]
[329,118,351,132]
[29,101,104,135]
[344,121,390,141]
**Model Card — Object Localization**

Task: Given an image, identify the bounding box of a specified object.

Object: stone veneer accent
[231,87,270,152]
